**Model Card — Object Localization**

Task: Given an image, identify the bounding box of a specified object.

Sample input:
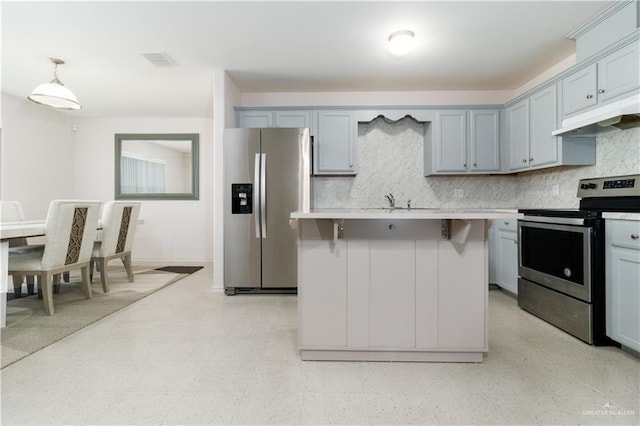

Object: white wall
[1,94,74,218]
[72,117,214,262]
[212,70,242,290]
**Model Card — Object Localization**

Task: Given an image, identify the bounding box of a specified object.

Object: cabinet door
[496,230,518,294]
[435,111,467,172]
[562,64,597,117]
[237,111,273,128]
[315,111,357,174]
[607,246,640,351]
[437,221,486,349]
[274,110,312,130]
[469,110,500,172]
[368,240,416,348]
[507,99,530,171]
[529,85,558,167]
[298,238,348,347]
[597,42,640,103]
[606,220,640,352]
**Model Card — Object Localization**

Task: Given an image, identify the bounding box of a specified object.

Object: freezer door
[261,128,311,288]
[223,128,261,289]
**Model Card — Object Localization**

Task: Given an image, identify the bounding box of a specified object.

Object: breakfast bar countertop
[291,208,522,220]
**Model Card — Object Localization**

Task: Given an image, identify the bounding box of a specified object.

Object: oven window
[521,226,585,285]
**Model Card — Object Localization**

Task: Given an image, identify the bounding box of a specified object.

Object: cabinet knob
[504,221,509,225]
[632,233,639,240]
[349,163,353,168]
[388,224,396,230]
[598,89,605,94]
[586,94,593,99]
[473,162,477,167]
[463,163,467,168]
[514,240,518,245]
[522,159,527,163]
[529,158,534,162]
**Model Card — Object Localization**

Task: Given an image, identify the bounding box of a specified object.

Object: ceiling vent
[141,52,178,67]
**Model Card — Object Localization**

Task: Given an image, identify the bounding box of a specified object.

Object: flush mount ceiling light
[27,57,82,110]
[388,30,415,56]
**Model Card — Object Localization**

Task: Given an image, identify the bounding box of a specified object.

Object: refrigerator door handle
[254,153,261,239]
[261,153,267,238]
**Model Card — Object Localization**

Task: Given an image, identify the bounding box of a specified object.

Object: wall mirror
[115,133,199,200]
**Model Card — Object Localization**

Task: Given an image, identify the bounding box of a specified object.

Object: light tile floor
[1,263,639,425]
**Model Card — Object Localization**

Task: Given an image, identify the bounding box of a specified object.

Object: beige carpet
[1,266,189,368]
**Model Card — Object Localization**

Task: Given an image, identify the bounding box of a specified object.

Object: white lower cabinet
[297,218,487,361]
[606,219,640,352]
[489,219,518,295]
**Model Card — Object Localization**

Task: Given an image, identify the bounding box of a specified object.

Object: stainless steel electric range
[518,174,640,345]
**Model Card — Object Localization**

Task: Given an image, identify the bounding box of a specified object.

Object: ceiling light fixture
[388,30,415,56]
[27,57,82,110]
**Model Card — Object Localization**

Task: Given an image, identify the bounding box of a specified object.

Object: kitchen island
[290,208,521,363]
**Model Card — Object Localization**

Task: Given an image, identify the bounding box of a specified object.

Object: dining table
[0,218,143,327]
[0,221,47,327]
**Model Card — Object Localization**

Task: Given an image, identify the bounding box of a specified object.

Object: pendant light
[388,30,415,56]
[28,58,82,110]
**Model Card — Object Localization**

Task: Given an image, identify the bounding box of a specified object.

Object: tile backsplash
[313,117,639,209]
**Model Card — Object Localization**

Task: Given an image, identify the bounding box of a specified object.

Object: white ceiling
[2,1,612,118]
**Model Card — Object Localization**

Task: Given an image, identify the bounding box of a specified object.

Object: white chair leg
[41,273,54,315]
[122,254,134,282]
[81,266,93,299]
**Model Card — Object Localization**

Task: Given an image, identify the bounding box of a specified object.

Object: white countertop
[602,212,640,221]
[291,208,522,220]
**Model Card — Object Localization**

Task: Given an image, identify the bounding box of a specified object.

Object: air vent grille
[141,52,178,67]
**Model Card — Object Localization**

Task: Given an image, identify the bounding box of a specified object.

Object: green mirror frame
[115,133,199,200]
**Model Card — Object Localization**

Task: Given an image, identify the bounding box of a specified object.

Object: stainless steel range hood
[552,94,640,137]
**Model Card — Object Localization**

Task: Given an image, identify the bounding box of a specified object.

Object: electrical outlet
[552,184,559,196]
[454,188,464,198]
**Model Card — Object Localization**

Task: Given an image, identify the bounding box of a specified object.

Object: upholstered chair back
[1,200,26,222]
[41,200,101,270]
[95,201,141,257]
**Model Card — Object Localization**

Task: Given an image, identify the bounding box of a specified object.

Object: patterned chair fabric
[8,200,102,315]
[91,201,141,292]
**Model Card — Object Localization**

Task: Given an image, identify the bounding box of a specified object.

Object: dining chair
[90,201,141,293]
[8,200,101,315]
[1,200,36,297]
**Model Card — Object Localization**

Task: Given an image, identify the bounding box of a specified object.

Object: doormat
[154,266,203,274]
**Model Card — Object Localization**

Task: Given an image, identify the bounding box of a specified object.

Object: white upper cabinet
[470,109,500,172]
[314,110,357,175]
[597,41,640,103]
[563,41,640,118]
[434,110,467,173]
[562,64,597,117]
[529,85,558,168]
[425,109,500,175]
[507,83,595,172]
[237,110,273,128]
[507,98,530,171]
[274,110,312,130]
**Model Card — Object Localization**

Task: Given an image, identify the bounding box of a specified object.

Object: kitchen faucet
[385,193,395,208]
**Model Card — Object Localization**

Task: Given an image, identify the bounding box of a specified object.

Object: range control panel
[577,174,640,198]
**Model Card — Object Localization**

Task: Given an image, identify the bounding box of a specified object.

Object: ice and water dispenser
[231,183,253,214]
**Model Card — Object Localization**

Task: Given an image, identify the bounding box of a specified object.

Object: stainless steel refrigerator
[223,127,311,294]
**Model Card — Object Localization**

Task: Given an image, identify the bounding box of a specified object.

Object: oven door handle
[521,216,586,226]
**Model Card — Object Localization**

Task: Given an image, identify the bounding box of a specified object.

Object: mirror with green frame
[115,133,199,200]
